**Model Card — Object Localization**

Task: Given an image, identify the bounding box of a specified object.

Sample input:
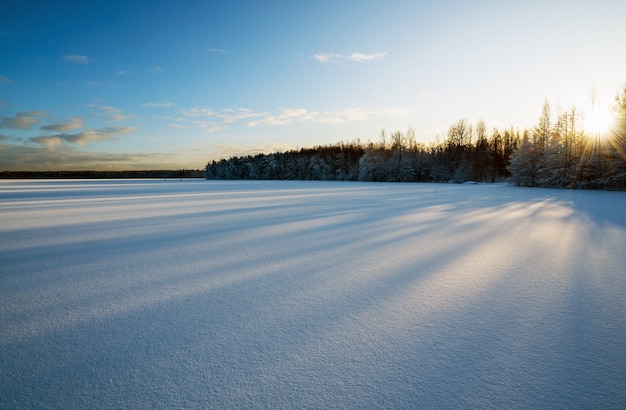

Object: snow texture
[1,179,625,409]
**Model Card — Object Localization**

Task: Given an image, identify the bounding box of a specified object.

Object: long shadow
[5,181,624,408]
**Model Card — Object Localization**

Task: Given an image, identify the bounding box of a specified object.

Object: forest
[0,169,204,179]
[206,86,626,190]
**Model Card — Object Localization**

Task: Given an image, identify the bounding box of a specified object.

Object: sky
[1,0,625,171]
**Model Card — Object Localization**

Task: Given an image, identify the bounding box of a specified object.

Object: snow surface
[1,179,625,409]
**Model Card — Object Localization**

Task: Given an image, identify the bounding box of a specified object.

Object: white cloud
[142,102,175,108]
[179,105,407,130]
[247,116,286,127]
[180,107,268,129]
[63,54,90,64]
[345,52,387,62]
[249,107,407,127]
[41,117,84,132]
[1,111,48,130]
[208,48,226,53]
[313,52,342,64]
[150,66,164,73]
[313,51,386,64]
[278,108,316,120]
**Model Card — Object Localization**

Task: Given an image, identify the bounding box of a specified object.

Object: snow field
[1,179,625,408]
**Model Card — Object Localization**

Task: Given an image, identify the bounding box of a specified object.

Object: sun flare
[583,106,615,136]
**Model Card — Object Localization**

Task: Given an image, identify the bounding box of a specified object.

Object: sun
[583,105,615,137]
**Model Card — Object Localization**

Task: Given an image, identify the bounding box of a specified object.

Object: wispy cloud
[63,54,90,64]
[313,52,387,64]
[89,105,136,122]
[0,75,12,84]
[345,52,387,62]
[180,107,217,117]
[316,107,407,124]
[179,107,268,130]
[30,126,136,148]
[247,108,317,127]
[220,108,268,124]
[1,111,48,130]
[142,102,175,108]
[41,117,84,132]
[208,48,226,54]
[193,122,225,134]
[150,66,164,73]
[312,52,342,64]
[177,105,407,131]
[249,107,408,126]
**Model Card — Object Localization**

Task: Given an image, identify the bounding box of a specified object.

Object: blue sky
[1,0,625,170]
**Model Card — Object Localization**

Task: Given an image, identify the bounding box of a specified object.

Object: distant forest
[206,86,626,190]
[0,169,204,179]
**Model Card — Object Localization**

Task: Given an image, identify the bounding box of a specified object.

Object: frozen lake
[1,179,625,408]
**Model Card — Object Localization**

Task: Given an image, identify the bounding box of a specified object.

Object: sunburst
[582,104,615,139]
[573,96,626,187]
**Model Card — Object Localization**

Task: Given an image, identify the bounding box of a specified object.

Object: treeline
[0,169,204,179]
[205,125,518,183]
[206,86,626,190]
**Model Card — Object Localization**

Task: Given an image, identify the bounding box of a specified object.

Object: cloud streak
[142,102,175,108]
[178,107,269,132]
[346,52,387,62]
[89,105,136,122]
[41,118,85,132]
[176,105,407,131]
[63,54,90,64]
[30,126,136,148]
[0,142,182,171]
[312,52,342,64]
[313,51,387,64]
[248,107,407,126]
[0,75,12,84]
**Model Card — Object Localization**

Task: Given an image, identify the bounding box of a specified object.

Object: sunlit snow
[1,180,625,408]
